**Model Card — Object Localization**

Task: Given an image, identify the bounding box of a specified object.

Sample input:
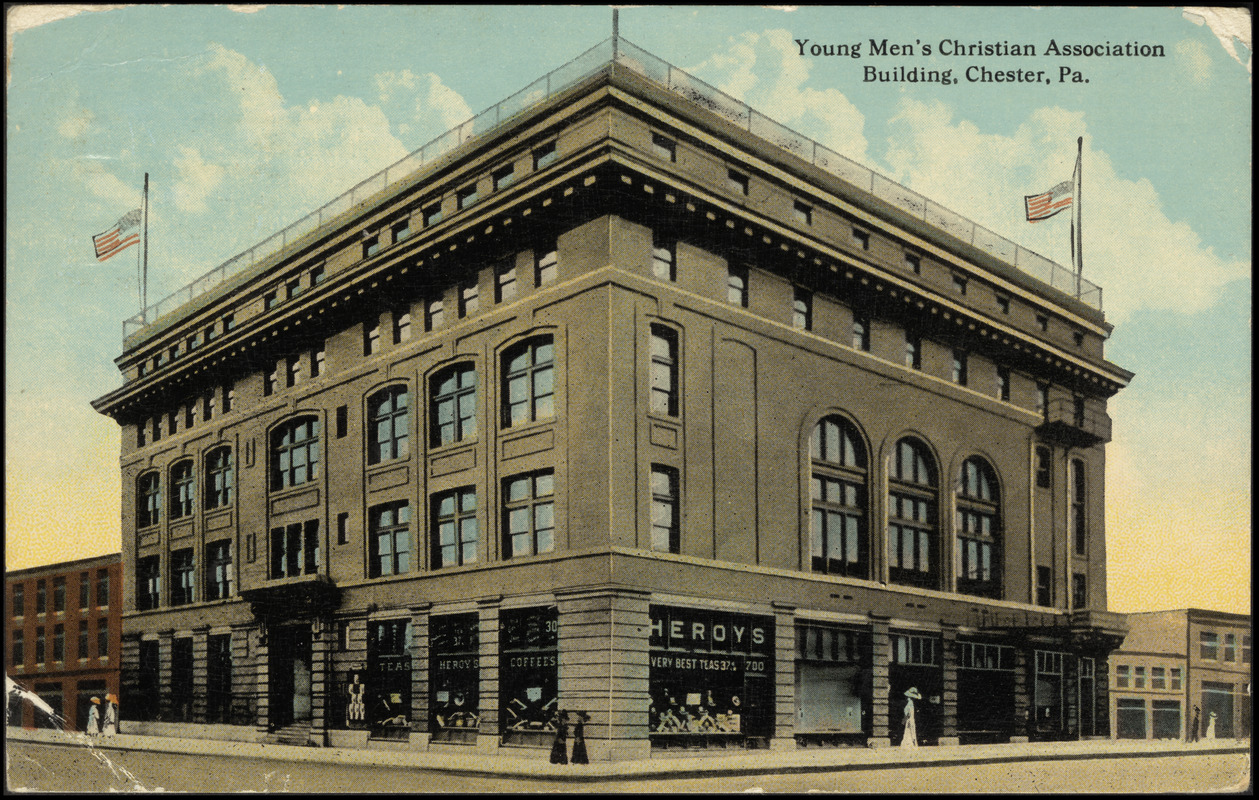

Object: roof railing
[122,35,1100,345]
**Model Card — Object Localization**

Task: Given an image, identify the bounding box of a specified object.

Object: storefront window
[367,620,412,739]
[795,624,870,741]
[430,613,480,743]
[957,641,1017,742]
[890,633,943,746]
[1034,650,1066,737]
[648,605,774,748]
[500,606,559,745]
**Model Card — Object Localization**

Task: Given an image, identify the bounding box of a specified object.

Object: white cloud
[57,108,94,140]
[172,146,225,213]
[881,100,1249,322]
[689,29,869,165]
[374,69,474,144]
[1175,38,1214,83]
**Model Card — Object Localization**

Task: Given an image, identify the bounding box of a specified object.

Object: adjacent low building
[5,554,123,731]
[1111,609,1251,740]
[91,37,1132,759]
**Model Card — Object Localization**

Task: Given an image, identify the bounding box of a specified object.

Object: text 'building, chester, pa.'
[91,37,1133,760]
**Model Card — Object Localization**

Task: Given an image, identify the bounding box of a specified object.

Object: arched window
[368,385,409,464]
[502,336,554,427]
[809,416,867,577]
[170,460,195,519]
[956,456,1001,598]
[271,416,320,490]
[205,447,233,509]
[431,365,477,446]
[137,472,161,528]
[887,437,938,589]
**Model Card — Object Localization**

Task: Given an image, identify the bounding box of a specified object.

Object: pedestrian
[901,687,920,749]
[1189,706,1201,743]
[1206,711,1217,740]
[570,711,589,765]
[103,693,118,736]
[549,708,569,764]
[86,696,101,738]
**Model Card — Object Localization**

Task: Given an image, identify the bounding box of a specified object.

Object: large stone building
[1110,609,1251,740]
[5,554,123,731]
[91,38,1132,759]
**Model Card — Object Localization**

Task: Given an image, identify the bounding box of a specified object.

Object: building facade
[91,39,1132,759]
[5,554,123,731]
[1111,609,1251,740]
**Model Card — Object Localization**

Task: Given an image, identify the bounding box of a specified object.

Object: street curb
[7,730,1250,783]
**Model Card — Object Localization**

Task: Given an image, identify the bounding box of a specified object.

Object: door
[269,625,312,728]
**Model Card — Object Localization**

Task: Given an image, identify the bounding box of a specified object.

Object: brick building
[5,554,123,731]
[1111,609,1251,740]
[91,38,1131,759]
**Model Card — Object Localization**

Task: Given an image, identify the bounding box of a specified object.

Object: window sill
[427,438,478,457]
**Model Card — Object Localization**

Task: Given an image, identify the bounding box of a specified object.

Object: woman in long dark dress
[549,709,569,764]
[570,711,589,764]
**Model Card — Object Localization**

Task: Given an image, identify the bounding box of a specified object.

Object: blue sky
[6,6,1250,613]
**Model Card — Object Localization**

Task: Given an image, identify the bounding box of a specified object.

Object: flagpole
[1074,137,1083,297]
[142,172,149,321]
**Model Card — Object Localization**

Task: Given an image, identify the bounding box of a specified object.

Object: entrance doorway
[269,625,312,728]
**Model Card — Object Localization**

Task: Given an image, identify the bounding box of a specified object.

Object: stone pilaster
[191,628,209,723]
[157,631,174,721]
[409,605,431,747]
[475,598,501,751]
[868,616,891,746]
[938,624,960,745]
[769,602,797,751]
[1010,646,1031,743]
[311,618,331,743]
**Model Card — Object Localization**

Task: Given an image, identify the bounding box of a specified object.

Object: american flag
[1024,181,1073,222]
[92,208,142,261]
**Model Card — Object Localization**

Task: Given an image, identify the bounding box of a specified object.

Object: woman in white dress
[86,697,101,738]
[1205,711,1217,740]
[901,687,921,748]
[103,693,118,736]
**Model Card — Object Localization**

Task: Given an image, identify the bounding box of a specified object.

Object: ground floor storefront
[118,584,1125,760]
[7,672,121,733]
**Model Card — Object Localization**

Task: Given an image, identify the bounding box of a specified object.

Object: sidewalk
[6,727,1249,782]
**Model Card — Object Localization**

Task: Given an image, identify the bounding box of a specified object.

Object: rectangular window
[423,202,442,227]
[1223,633,1236,661]
[184,399,196,430]
[1036,565,1053,606]
[952,350,968,386]
[905,251,921,274]
[12,584,24,618]
[223,385,234,413]
[269,520,320,579]
[96,569,109,608]
[223,313,235,332]
[1134,666,1145,689]
[264,367,278,397]
[53,578,65,613]
[457,184,479,210]
[137,420,146,447]
[137,557,160,610]
[286,354,301,388]
[952,274,968,295]
[1072,573,1087,609]
[852,315,870,352]
[852,228,870,250]
[459,281,479,317]
[1036,446,1052,489]
[79,573,90,609]
[905,334,921,369]
[503,471,555,558]
[369,502,411,578]
[996,294,1011,314]
[169,409,179,436]
[171,548,194,606]
[650,465,680,554]
[493,163,515,191]
[78,621,88,661]
[892,634,940,666]
[336,405,348,438]
[36,628,45,664]
[651,133,676,161]
[496,258,517,302]
[172,638,194,721]
[53,624,64,662]
[426,298,445,330]
[1072,458,1088,555]
[1152,667,1166,690]
[392,217,411,244]
[793,201,813,225]
[997,366,1011,401]
[652,234,676,282]
[1200,631,1219,660]
[311,346,326,378]
[1116,665,1130,688]
[533,141,557,170]
[727,264,748,307]
[727,169,749,195]
[311,265,326,286]
[792,288,812,331]
[11,630,23,667]
[265,290,279,310]
[337,512,349,545]
[649,325,679,417]
[393,310,411,344]
[364,318,381,356]
[206,633,232,723]
[1244,636,1252,664]
[287,277,302,300]
[1170,668,1182,690]
[535,244,557,286]
[363,235,380,258]
[206,540,232,600]
[36,579,46,615]
[433,489,478,568]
